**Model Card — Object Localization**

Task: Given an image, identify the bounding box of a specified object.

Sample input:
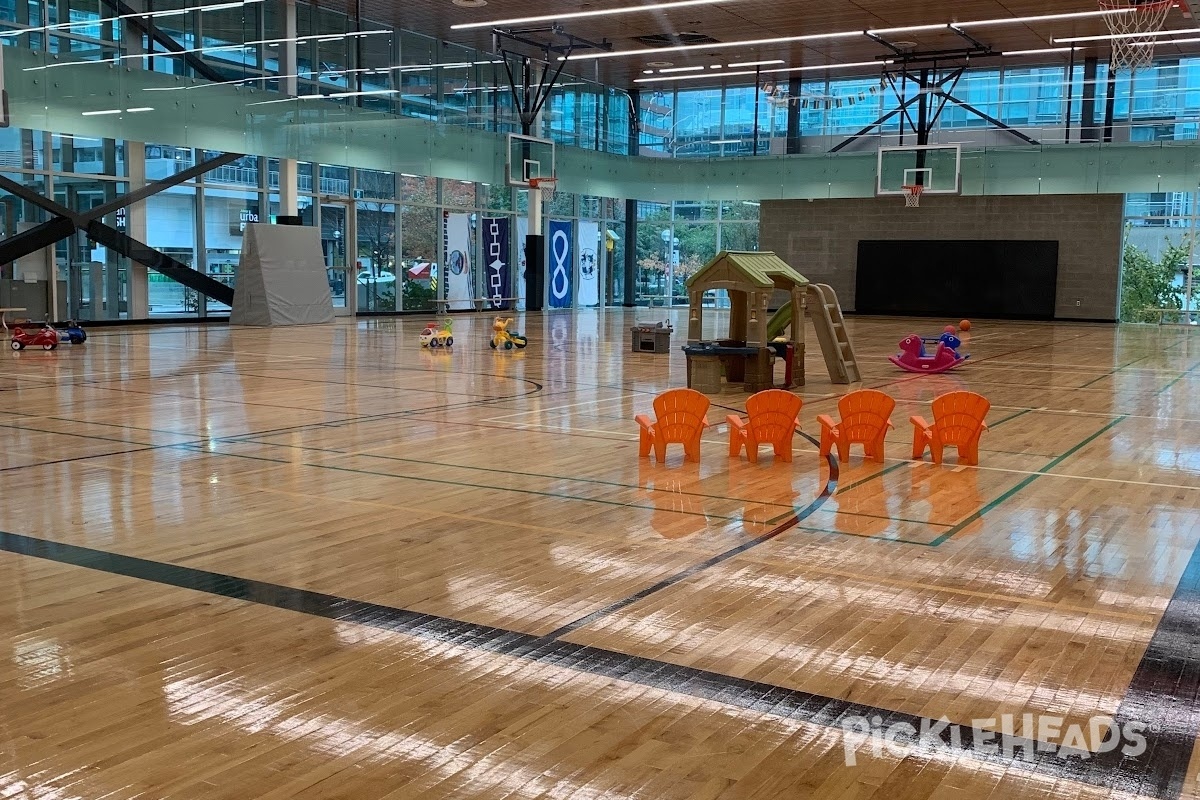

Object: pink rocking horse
[888,334,967,375]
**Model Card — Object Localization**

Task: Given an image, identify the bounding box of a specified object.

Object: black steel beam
[943,96,1041,145]
[828,95,922,153]
[83,151,242,221]
[99,0,225,83]
[0,172,236,306]
[0,174,82,225]
[85,221,234,305]
[0,216,76,267]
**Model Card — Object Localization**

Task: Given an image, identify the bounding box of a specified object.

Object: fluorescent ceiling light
[451,0,738,30]
[958,9,1133,27]
[634,59,886,83]
[867,23,950,35]
[80,109,123,116]
[1055,26,1200,43]
[658,65,705,73]
[726,59,784,68]
[635,69,755,83]
[575,8,1141,63]
[710,139,740,144]
[569,30,861,61]
[0,0,262,38]
[709,64,723,69]
[1132,35,1200,46]
[125,106,154,112]
[1001,46,1080,56]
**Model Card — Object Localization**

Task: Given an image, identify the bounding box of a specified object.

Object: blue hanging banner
[548,219,573,309]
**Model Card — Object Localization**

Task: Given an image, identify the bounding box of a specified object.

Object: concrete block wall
[758,194,1125,321]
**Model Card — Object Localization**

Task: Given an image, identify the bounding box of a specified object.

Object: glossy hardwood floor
[1,310,1199,800]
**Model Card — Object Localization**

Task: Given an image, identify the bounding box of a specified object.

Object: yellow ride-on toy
[489,317,527,350]
[419,318,454,348]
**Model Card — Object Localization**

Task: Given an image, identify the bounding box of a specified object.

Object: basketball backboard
[877,144,962,196]
[507,134,556,188]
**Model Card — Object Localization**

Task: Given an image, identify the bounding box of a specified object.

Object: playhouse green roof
[685,251,809,291]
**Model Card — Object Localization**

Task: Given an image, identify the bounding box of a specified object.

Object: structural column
[123,2,149,319]
[276,0,300,216]
[125,140,150,319]
[1080,57,1099,143]
[786,77,802,155]
[623,199,636,307]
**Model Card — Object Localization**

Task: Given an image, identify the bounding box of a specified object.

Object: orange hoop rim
[528,177,558,190]
[901,184,924,207]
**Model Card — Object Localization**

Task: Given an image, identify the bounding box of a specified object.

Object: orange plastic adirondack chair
[726,389,803,463]
[910,391,990,466]
[636,388,712,463]
[816,389,895,463]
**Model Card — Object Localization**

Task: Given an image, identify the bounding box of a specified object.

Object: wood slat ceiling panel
[346,0,1200,87]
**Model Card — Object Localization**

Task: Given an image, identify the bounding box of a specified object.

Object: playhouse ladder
[807,284,860,385]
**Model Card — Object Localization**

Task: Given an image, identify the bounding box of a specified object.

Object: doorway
[319,202,355,317]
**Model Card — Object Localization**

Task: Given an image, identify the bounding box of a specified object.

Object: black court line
[0,525,1197,797]
[539,431,839,642]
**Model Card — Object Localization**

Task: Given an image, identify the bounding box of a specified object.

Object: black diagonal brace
[83,151,242,222]
[0,173,234,305]
[0,216,77,266]
[85,221,234,305]
[98,0,226,83]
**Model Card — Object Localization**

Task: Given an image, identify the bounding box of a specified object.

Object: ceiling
[345,0,1200,87]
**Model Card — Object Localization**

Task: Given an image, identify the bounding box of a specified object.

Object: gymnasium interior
[2,0,1200,797]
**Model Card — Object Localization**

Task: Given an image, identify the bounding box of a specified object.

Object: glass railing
[0,2,635,157]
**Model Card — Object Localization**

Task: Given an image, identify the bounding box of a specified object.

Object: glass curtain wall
[1122,192,1200,323]
[633,200,761,307]
[639,57,1200,156]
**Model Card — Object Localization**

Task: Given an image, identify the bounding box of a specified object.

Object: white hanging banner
[516,216,529,311]
[576,220,600,307]
[443,212,473,311]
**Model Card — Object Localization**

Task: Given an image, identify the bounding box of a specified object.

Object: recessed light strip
[658,65,705,72]
[1001,46,1080,56]
[571,31,862,61]
[450,0,738,30]
[958,9,1133,27]
[633,59,889,83]
[726,59,784,67]
[0,0,262,38]
[571,8,1141,62]
[1055,25,1200,43]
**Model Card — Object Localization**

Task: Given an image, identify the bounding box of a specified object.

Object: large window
[1122,192,1199,323]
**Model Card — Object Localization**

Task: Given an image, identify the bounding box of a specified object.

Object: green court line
[1155,357,1200,395]
[1078,355,1152,388]
[926,415,1128,547]
[173,443,755,524]
[758,410,1032,534]
[234,437,804,513]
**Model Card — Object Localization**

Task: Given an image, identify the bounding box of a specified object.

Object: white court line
[807,444,1200,493]
[989,404,1200,425]
[482,394,630,422]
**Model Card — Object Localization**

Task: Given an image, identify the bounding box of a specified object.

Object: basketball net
[528,177,557,201]
[1101,0,1174,71]
[902,184,924,208]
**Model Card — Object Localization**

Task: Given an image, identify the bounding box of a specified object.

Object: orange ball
[959,319,972,332]
[944,325,956,335]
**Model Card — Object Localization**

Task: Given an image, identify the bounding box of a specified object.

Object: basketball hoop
[528,177,557,201]
[901,184,924,208]
[1101,0,1175,71]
